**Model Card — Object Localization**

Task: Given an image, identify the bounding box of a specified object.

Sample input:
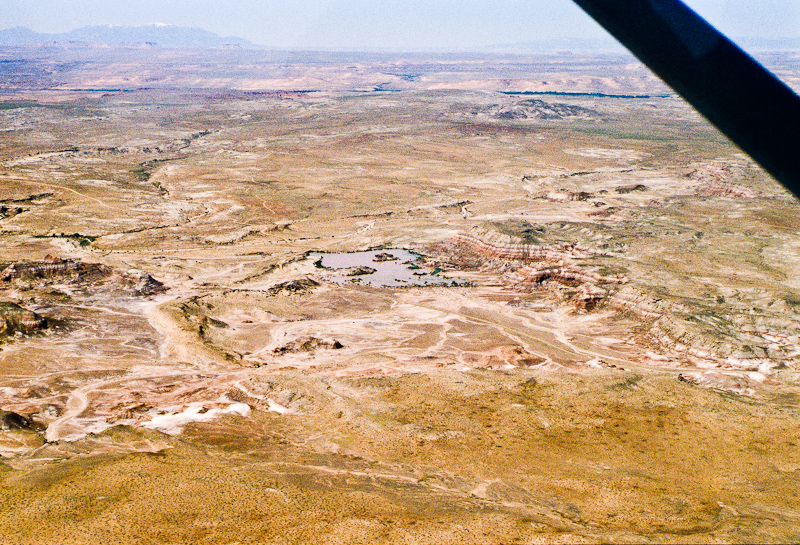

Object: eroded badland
[1,47,800,543]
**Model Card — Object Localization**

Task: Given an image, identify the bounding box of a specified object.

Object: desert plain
[0,46,800,543]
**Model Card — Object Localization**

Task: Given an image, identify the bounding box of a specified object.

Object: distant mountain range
[1,25,798,53]
[0,25,257,48]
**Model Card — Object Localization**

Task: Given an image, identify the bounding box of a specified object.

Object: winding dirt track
[44,385,90,442]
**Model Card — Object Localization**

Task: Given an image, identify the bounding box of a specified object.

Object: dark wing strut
[570,0,800,197]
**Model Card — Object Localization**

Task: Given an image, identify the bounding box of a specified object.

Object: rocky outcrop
[534,191,595,202]
[572,283,608,311]
[610,287,799,371]
[492,99,602,121]
[0,204,25,219]
[695,181,756,199]
[343,266,377,277]
[427,228,623,313]
[588,206,625,219]
[505,263,623,312]
[0,301,46,335]
[266,278,320,296]
[689,162,757,198]
[614,184,648,194]
[273,336,344,355]
[125,270,166,296]
[0,410,45,431]
[507,263,625,286]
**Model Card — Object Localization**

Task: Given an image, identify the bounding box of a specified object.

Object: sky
[0,0,798,50]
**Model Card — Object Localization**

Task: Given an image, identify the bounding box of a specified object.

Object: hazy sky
[0,0,798,50]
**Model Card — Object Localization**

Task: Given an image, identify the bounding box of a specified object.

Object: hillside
[0,24,256,48]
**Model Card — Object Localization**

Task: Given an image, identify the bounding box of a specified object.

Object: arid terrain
[1,45,800,543]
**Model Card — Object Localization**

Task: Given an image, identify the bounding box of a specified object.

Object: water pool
[310,248,467,288]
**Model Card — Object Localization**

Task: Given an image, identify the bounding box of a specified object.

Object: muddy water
[311,249,467,288]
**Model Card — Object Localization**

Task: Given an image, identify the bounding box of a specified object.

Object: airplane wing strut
[571,0,800,197]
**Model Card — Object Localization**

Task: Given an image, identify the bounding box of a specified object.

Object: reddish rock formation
[572,283,608,311]
[433,229,796,373]
[427,228,625,315]
[507,263,625,286]
[450,227,603,262]
[0,256,164,296]
[0,255,88,281]
[438,228,621,296]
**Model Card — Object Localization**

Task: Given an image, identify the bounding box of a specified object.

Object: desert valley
[1,44,800,543]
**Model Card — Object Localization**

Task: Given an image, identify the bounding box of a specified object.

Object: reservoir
[310,249,467,288]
